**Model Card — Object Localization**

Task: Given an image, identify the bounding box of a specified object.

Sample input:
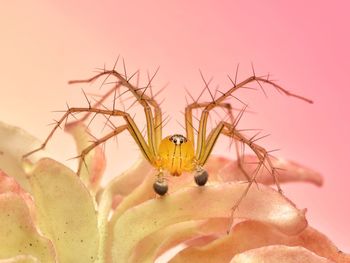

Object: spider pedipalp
[153,173,168,196]
[194,167,209,186]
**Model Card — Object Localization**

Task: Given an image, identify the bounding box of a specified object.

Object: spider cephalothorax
[157,135,195,176]
[24,63,312,210]
[155,134,206,195]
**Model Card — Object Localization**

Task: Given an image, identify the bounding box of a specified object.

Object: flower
[0,120,348,263]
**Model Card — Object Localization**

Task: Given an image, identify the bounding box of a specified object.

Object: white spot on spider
[169,134,187,145]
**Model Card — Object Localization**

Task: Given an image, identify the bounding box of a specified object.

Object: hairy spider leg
[72,82,123,125]
[185,101,253,182]
[190,74,312,230]
[69,68,163,156]
[23,107,157,173]
[24,68,164,173]
[197,119,278,232]
[76,124,128,175]
[225,104,255,183]
[194,74,312,181]
[195,75,313,165]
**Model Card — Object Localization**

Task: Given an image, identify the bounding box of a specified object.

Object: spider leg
[23,107,156,165]
[227,124,280,191]
[197,120,280,231]
[218,102,253,182]
[184,101,236,150]
[198,121,280,190]
[76,124,128,176]
[234,141,253,182]
[195,74,312,162]
[71,82,123,125]
[185,100,253,182]
[225,105,253,183]
[69,68,163,155]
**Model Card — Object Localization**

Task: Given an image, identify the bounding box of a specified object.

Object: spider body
[157,134,195,177]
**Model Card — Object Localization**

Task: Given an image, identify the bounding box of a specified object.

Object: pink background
[1,0,349,251]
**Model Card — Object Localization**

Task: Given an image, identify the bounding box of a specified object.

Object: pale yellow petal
[0,193,55,262]
[112,183,307,262]
[131,218,229,263]
[96,158,152,262]
[28,158,99,263]
[0,255,39,263]
[0,121,49,192]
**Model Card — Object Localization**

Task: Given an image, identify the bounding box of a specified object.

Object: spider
[23,62,312,214]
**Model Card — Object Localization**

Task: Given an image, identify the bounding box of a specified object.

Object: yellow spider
[24,62,312,211]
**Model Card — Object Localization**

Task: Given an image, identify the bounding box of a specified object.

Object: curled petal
[112,182,307,262]
[204,156,230,178]
[170,220,350,263]
[102,165,196,262]
[207,155,322,186]
[0,255,39,263]
[65,121,106,193]
[0,193,55,262]
[131,218,229,263]
[0,170,36,222]
[0,170,30,197]
[28,158,99,263]
[230,245,333,263]
[0,121,49,192]
[97,159,153,262]
[98,158,152,204]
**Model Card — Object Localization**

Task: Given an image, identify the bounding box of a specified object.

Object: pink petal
[0,170,35,222]
[206,155,323,186]
[111,182,307,262]
[230,245,333,263]
[0,170,25,194]
[170,220,350,263]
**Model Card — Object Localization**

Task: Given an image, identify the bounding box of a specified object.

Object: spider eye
[169,135,187,145]
[194,168,208,186]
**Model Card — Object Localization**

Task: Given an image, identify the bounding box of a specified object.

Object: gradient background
[1,0,349,252]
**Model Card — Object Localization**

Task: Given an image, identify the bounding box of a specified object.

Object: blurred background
[1,0,349,251]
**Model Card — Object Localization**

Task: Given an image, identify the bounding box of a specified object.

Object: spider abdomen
[158,135,195,176]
